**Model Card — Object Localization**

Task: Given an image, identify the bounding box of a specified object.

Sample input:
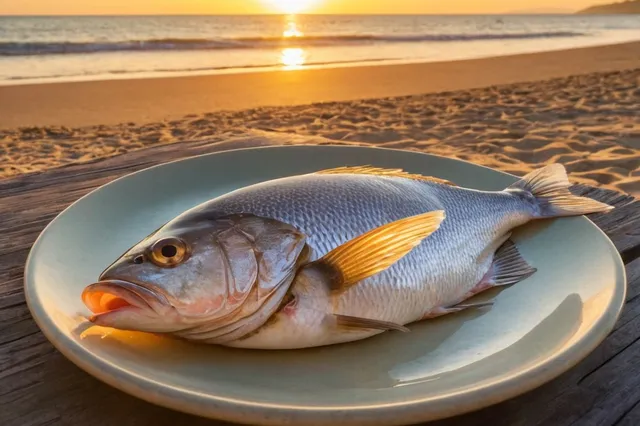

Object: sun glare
[263,0,317,14]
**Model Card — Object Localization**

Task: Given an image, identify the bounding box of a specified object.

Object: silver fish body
[190,173,532,348]
[82,164,612,349]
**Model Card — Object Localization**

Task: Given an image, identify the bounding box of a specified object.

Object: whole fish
[82,164,612,349]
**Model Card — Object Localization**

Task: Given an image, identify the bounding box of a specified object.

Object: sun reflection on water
[281,48,306,69]
[280,16,307,69]
[283,20,304,38]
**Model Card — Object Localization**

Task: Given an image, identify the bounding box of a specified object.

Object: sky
[0,0,602,15]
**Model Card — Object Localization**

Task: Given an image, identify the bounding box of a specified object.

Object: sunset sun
[263,0,318,14]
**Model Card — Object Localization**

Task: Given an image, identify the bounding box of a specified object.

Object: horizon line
[0,11,578,18]
[0,12,580,18]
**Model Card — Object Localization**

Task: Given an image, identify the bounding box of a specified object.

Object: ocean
[0,14,639,85]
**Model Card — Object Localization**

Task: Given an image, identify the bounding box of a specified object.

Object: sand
[1,43,639,196]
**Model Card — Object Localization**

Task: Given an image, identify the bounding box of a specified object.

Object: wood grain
[0,134,638,426]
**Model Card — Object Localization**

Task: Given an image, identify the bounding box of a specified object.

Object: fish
[81,163,612,349]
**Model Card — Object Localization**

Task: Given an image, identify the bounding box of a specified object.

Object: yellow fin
[315,166,457,186]
[309,210,445,292]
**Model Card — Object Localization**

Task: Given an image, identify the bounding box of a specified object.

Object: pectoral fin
[333,314,410,332]
[307,210,445,292]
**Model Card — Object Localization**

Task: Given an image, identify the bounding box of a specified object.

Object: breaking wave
[0,31,586,56]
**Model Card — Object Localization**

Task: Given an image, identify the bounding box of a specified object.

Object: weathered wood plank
[0,131,364,195]
[570,184,640,264]
[0,133,638,426]
[617,399,640,426]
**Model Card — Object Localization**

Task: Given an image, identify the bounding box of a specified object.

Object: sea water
[0,14,639,84]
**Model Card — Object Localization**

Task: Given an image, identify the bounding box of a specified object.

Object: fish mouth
[82,279,166,319]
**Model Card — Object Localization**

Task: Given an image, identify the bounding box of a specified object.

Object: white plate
[25,146,626,426]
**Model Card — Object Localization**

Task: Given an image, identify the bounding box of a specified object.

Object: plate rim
[23,144,627,425]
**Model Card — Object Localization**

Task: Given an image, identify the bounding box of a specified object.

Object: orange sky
[0,0,601,15]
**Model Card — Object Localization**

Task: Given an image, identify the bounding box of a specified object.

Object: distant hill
[578,0,640,13]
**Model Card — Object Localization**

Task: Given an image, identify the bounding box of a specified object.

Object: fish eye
[149,237,189,267]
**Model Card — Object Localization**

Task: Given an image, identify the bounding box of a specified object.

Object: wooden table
[1,134,639,426]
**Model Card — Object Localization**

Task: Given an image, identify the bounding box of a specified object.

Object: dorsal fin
[315,166,457,186]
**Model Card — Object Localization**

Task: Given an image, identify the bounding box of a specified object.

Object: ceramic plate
[24,145,626,426]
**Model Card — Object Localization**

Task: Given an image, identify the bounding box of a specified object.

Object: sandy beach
[1,42,639,196]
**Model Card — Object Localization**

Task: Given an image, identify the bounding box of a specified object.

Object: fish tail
[506,164,613,218]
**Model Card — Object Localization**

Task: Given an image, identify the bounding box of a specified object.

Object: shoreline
[1,41,640,129]
[3,33,638,88]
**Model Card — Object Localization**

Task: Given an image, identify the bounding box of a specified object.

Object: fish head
[82,213,308,335]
